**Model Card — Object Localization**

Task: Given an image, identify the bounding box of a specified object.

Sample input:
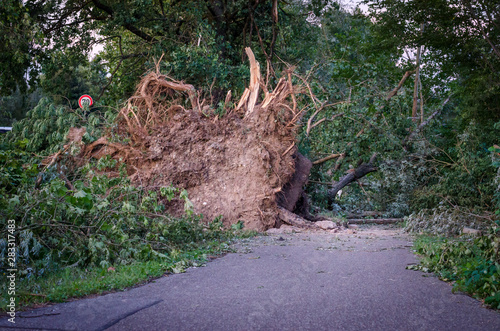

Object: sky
[341,0,369,13]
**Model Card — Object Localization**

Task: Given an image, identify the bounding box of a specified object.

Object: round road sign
[78,95,93,109]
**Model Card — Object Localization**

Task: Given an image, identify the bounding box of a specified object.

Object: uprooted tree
[56,48,317,231]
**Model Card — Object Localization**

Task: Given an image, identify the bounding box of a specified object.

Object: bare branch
[403,94,453,148]
[312,153,343,165]
[386,70,415,101]
[306,101,346,136]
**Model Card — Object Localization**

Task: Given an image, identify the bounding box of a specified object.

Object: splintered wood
[236,47,294,118]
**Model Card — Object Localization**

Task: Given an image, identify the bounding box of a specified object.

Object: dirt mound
[80,48,305,231]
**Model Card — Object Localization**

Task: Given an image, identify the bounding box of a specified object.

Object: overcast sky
[341,0,369,13]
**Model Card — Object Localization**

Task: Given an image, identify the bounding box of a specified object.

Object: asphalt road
[1,226,499,331]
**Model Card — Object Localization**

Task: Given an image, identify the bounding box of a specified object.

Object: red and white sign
[78,95,93,109]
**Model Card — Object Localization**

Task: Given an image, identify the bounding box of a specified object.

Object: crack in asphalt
[98,300,163,331]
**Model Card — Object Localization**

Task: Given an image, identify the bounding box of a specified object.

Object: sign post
[78,95,93,109]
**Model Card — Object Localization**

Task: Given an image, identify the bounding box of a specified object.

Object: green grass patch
[411,232,500,309]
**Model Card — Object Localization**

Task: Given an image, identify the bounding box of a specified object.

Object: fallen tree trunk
[347,211,385,218]
[277,152,312,212]
[328,153,378,204]
[347,218,403,224]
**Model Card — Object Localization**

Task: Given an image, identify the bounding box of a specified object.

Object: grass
[2,230,258,311]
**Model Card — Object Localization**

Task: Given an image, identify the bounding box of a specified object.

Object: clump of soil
[79,48,304,231]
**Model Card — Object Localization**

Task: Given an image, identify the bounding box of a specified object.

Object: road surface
[1,225,499,330]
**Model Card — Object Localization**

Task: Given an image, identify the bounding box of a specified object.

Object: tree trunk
[277,152,312,211]
[412,23,424,122]
[277,207,317,229]
[328,153,378,204]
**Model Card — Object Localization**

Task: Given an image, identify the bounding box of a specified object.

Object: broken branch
[403,94,452,148]
[312,153,343,165]
[306,101,346,136]
[327,153,378,203]
[386,70,415,101]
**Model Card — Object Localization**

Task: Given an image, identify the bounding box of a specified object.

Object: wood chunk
[277,207,316,229]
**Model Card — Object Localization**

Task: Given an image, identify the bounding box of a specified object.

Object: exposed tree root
[52,48,315,231]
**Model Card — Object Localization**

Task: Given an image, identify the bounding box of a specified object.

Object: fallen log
[347,211,385,218]
[347,218,403,224]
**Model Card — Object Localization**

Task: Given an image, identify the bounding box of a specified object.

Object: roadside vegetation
[406,145,500,308]
[411,232,500,309]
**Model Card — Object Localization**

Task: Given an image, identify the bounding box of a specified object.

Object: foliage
[0,154,230,274]
[294,1,500,220]
[0,144,254,309]
[405,207,495,236]
[411,233,500,309]
[2,1,285,100]
[39,57,107,109]
[0,139,39,195]
[491,144,500,217]
[296,5,419,215]
[156,29,250,104]
[365,0,500,205]
[0,1,34,95]
[6,97,113,154]
[0,87,43,126]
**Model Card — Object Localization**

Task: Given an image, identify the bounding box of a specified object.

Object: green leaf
[74,190,87,198]
[8,195,20,206]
